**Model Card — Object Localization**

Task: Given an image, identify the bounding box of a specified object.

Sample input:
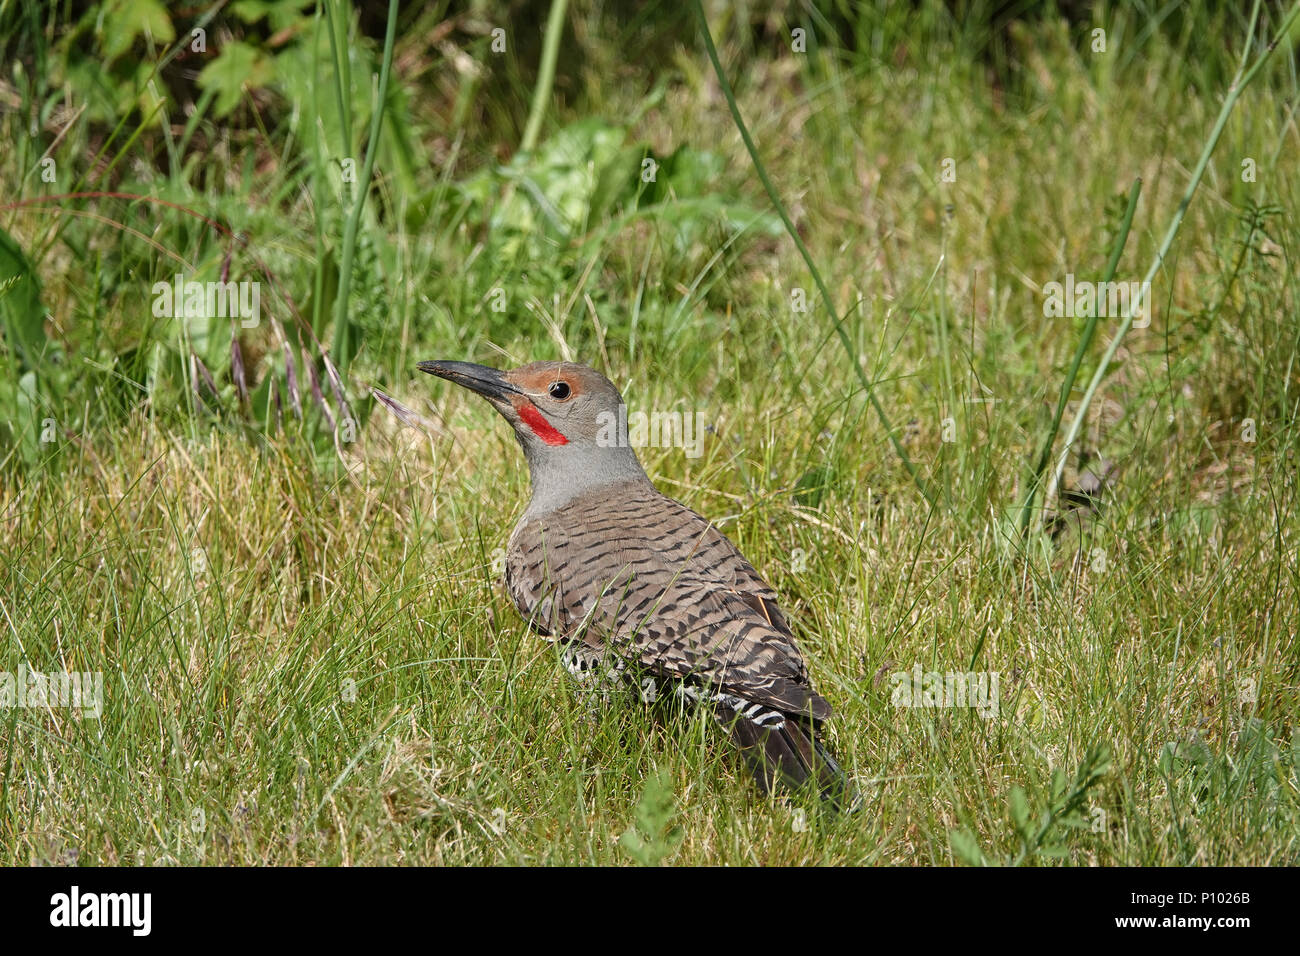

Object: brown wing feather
[505,480,831,721]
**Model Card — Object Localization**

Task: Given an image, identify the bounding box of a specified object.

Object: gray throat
[520,443,653,518]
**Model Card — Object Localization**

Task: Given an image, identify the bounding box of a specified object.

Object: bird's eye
[548,381,571,400]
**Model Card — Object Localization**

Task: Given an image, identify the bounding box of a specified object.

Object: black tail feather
[721,706,855,810]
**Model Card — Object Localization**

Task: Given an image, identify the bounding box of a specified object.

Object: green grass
[1,1,1298,865]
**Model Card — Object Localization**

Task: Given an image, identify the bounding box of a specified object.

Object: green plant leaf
[617,769,683,866]
[1009,785,1031,836]
[198,41,276,117]
[231,0,314,30]
[101,0,175,63]
[0,227,50,371]
[949,827,986,866]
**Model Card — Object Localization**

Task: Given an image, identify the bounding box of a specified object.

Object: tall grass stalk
[1017,178,1142,538]
[330,0,400,369]
[520,0,571,155]
[1047,0,1300,510]
[690,0,934,507]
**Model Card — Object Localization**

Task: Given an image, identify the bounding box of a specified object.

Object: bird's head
[418,360,649,504]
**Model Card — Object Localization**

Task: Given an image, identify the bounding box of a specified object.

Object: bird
[419,359,851,805]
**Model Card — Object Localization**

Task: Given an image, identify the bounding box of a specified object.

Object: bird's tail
[720,704,855,810]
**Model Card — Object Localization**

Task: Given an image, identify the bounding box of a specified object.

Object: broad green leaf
[1008,785,1031,835]
[198,41,275,117]
[949,828,986,866]
[0,227,49,370]
[232,0,314,31]
[101,0,175,63]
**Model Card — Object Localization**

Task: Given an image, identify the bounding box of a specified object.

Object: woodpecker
[420,359,851,805]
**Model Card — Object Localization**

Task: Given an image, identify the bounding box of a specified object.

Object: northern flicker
[420,359,851,804]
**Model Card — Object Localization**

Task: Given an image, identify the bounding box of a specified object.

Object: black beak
[417,360,519,402]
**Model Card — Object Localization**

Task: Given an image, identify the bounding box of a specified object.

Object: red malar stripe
[517,403,568,445]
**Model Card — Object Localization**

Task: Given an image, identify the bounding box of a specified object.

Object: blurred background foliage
[0,0,1296,490]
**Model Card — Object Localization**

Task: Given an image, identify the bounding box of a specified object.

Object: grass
[1,1,1298,865]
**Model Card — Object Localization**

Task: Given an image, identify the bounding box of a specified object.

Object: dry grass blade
[370,386,443,434]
